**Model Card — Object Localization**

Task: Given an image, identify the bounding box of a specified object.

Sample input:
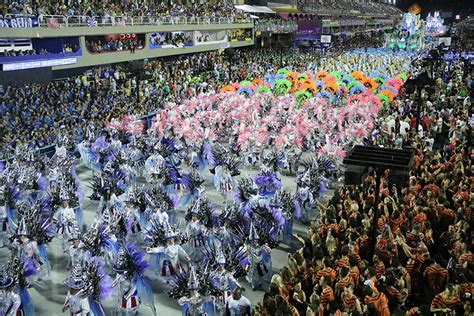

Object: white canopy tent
[235,5,275,14]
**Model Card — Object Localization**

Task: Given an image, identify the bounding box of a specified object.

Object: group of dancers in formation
[0,112,336,315]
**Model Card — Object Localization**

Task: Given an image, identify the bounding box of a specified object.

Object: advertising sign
[0,16,38,28]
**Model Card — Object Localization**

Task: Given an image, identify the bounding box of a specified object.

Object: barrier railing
[34,15,252,28]
[255,22,298,33]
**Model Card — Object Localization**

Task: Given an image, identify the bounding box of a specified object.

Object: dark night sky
[396,0,474,18]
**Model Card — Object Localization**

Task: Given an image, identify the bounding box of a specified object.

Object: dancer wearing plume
[146,202,170,227]
[62,258,113,316]
[53,199,79,252]
[176,266,212,316]
[144,186,174,226]
[146,221,191,283]
[210,144,240,206]
[183,189,216,263]
[80,220,119,265]
[295,157,335,223]
[210,253,241,315]
[243,223,271,291]
[215,204,243,255]
[62,264,90,316]
[144,147,167,185]
[0,265,21,316]
[275,189,301,241]
[7,253,41,316]
[12,214,53,281]
[112,243,156,315]
[66,223,85,269]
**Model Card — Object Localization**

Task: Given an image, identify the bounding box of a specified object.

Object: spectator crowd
[0,0,249,21]
[297,0,403,16]
[86,37,142,54]
[255,19,298,34]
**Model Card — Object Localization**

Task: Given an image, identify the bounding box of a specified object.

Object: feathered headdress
[113,242,149,276]
[63,262,85,290]
[145,220,187,247]
[185,193,218,229]
[209,144,240,175]
[113,243,156,314]
[261,150,286,172]
[254,171,282,196]
[12,206,54,246]
[88,172,125,201]
[82,221,119,258]
[248,221,259,241]
[8,253,40,289]
[275,189,301,220]
[147,186,176,211]
[168,264,216,299]
[233,177,257,205]
[82,257,114,315]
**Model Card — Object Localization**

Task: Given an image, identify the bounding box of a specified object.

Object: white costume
[185,219,207,262]
[148,209,169,226]
[112,273,141,312]
[63,290,90,316]
[147,244,189,278]
[54,206,77,237]
[0,291,21,316]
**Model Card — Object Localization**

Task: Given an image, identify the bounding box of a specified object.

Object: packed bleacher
[149,32,193,47]
[298,0,403,16]
[0,50,228,156]
[0,0,248,20]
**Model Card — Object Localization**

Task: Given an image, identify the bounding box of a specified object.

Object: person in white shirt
[426,100,433,110]
[463,96,470,107]
[425,137,434,151]
[110,78,117,93]
[400,119,410,137]
[225,288,251,316]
